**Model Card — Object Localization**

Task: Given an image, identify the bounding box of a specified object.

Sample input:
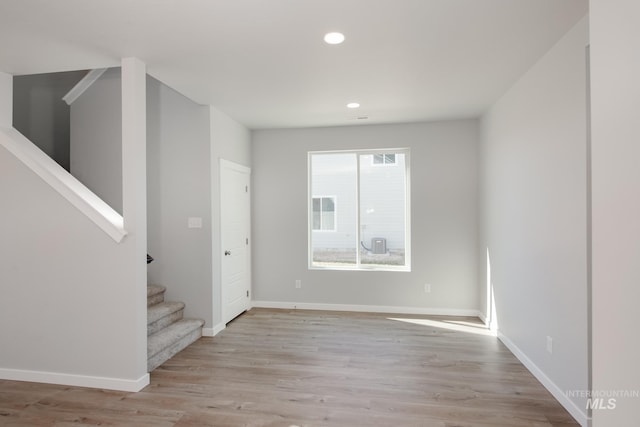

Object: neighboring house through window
[372,153,396,165]
[309,149,410,271]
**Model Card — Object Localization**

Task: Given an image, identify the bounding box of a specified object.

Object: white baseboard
[0,368,149,392]
[252,300,480,317]
[202,322,226,337]
[497,332,589,427]
[478,311,488,325]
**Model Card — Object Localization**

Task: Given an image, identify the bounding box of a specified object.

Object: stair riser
[148,309,184,336]
[148,327,202,372]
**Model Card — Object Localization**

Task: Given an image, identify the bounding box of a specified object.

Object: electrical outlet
[546,336,553,354]
[295,279,301,289]
[424,284,431,293]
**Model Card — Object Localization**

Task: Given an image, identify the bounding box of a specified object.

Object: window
[312,196,336,231]
[309,149,410,271]
[373,153,396,165]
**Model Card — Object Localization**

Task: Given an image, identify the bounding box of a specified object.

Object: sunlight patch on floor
[387,317,497,336]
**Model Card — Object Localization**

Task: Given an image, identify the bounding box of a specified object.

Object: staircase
[147,284,204,372]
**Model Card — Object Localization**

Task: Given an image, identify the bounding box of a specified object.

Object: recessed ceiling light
[347,102,360,109]
[324,32,345,45]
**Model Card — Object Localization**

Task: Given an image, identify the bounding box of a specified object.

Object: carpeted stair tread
[147,284,166,307]
[148,301,185,325]
[147,301,186,336]
[147,284,166,297]
[148,318,204,358]
[147,318,204,372]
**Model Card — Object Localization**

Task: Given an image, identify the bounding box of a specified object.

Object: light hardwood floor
[0,308,578,426]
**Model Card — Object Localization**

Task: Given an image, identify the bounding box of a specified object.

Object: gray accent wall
[70,68,123,214]
[479,16,589,417]
[251,120,478,311]
[146,76,212,327]
[13,70,86,171]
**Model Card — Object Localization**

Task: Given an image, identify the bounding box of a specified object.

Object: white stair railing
[0,126,127,242]
[62,68,108,105]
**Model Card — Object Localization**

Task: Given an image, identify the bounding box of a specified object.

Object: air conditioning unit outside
[371,237,387,254]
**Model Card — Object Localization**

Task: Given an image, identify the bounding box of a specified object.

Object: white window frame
[312,195,337,232]
[307,148,411,272]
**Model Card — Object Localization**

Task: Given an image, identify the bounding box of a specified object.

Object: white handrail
[62,68,108,105]
[0,126,127,243]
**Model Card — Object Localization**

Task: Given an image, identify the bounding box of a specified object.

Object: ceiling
[0,0,588,130]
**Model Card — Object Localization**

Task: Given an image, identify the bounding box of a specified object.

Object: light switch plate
[188,217,203,228]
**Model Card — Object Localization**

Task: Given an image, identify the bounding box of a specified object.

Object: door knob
[224,250,231,256]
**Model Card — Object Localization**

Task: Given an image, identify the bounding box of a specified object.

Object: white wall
[0,148,145,388]
[589,1,640,425]
[70,67,123,213]
[146,76,212,327]
[479,16,589,423]
[0,61,148,391]
[68,70,252,335]
[0,71,10,126]
[210,106,252,331]
[251,120,478,313]
[13,71,86,171]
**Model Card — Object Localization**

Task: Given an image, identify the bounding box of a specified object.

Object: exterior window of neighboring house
[308,149,410,271]
[312,196,336,231]
[373,153,396,165]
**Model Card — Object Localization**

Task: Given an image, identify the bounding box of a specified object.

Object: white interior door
[221,159,251,323]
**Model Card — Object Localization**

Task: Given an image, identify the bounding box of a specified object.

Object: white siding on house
[359,153,406,251]
[310,152,407,252]
[311,153,357,251]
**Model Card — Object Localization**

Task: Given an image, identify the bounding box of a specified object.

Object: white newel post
[121,58,149,379]
[0,72,12,127]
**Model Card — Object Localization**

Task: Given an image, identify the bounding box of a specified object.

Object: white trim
[202,322,226,337]
[308,264,410,273]
[478,311,488,325]
[219,158,252,324]
[62,68,108,105]
[497,331,589,427]
[220,158,251,174]
[252,300,480,317]
[0,126,127,242]
[0,368,149,392]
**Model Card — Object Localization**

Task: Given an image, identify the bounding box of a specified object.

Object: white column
[121,57,148,378]
[0,72,12,127]
[590,0,640,425]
